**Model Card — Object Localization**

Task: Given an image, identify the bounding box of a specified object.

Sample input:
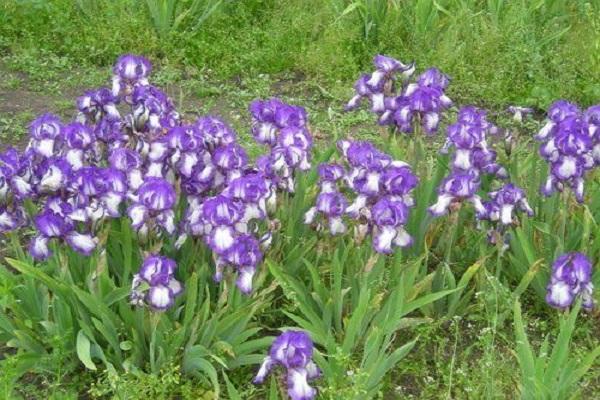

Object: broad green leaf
[76,330,97,370]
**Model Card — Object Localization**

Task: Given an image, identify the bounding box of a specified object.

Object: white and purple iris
[546,253,594,310]
[112,54,152,99]
[130,255,183,310]
[194,191,266,294]
[477,183,533,246]
[507,106,534,123]
[535,100,599,203]
[254,330,320,400]
[439,106,505,178]
[305,140,418,254]
[428,171,484,217]
[30,207,97,260]
[128,178,177,236]
[429,106,507,218]
[346,55,452,135]
[250,98,313,193]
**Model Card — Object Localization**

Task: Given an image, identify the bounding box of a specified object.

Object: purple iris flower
[195,116,236,149]
[223,234,263,294]
[77,88,120,123]
[130,255,183,311]
[441,106,504,176]
[507,106,534,122]
[30,208,97,260]
[535,101,593,202]
[304,191,348,235]
[371,196,413,253]
[112,54,152,98]
[479,183,533,225]
[0,205,27,233]
[306,140,417,254]
[429,171,484,216]
[213,143,249,180]
[128,178,177,235]
[254,330,320,400]
[100,168,128,217]
[250,98,313,193]
[109,148,145,191]
[37,157,72,193]
[129,84,179,134]
[546,253,594,310]
[28,113,63,158]
[346,56,451,135]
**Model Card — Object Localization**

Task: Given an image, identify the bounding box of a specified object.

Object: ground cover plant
[0,51,599,400]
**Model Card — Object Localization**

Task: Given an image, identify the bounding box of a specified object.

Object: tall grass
[145,0,224,38]
[1,0,598,106]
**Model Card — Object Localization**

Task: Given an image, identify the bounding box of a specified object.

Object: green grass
[1,0,599,109]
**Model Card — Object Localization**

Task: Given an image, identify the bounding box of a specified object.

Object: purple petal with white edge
[29,235,52,261]
[29,113,62,140]
[422,112,440,134]
[373,225,398,254]
[137,178,176,211]
[168,278,184,297]
[373,55,405,72]
[147,285,173,311]
[546,280,573,309]
[127,204,148,229]
[208,225,236,254]
[394,226,413,248]
[253,356,275,384]
[35,211,73,238]
[428,193,454,217]
[305,360,321,380]
[236,266,256,294]
[287,368,317,400]
[370,93,386,113]
[346,194,367,219]
[581,283,595,310]
[571,253,592,283]
[0,207,19,232]
[66,232,97,256]
[64,122,95,149]
[156,209,176,234]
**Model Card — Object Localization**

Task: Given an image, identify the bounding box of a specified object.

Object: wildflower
[479,183,533,225]
[477,183,533,247]
[250,98,313,193]
[77,88,121,124]
[128,178,177,234]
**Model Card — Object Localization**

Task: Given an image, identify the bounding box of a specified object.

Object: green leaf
[513,300,536,396]
[76,330,97,371]
[223,372,242,400]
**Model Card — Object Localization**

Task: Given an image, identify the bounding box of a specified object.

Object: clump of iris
[345,54,452,136]
[304,140,418,254]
